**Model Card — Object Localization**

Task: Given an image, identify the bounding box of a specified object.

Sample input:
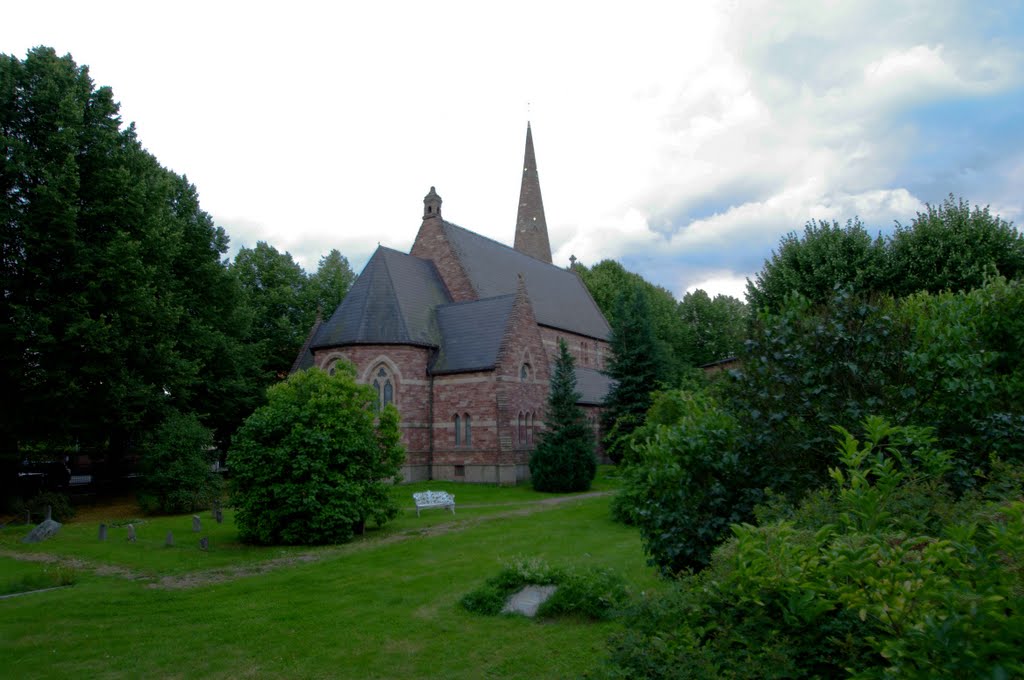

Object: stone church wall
[313,344,434,482]
[538,326,609,371]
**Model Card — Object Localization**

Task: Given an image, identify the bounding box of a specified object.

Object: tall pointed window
[520,363,531,382]
[453,414,461,446]
[372,365,394,411]
[464,414,471,447]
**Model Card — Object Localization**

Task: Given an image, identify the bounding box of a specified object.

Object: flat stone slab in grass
[22,519,62,543]
[502,585,557,618]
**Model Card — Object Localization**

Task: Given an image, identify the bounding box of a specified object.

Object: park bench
[413,490,455,517]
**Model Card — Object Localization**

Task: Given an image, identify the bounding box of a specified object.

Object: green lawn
[0,475,661,679]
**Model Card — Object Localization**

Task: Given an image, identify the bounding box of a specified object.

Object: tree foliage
[747,196,1024,313]
[228,365,405,545]
[576,260,692,379]
[0,47,252,456]
[601,286,664,462]
[746,218,885,312]
[529,340,596,492]
[138,411,220,514]
[886,195,1024,297]
[607,420,1024,678]
[677,289,747,366]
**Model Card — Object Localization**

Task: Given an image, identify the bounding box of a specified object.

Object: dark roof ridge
[437,292,516,310]
[442,220,554,264]
[377,248,412,342]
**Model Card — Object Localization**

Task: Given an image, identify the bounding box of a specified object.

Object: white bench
[413,490,455,517]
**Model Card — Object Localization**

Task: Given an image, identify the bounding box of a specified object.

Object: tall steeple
[513,123,553,263]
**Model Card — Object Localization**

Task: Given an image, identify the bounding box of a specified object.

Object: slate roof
[431,295,517,374]
[290,317,323,373]
[440,221,611,340]
[311,247,450,349]
[574,366,615,405]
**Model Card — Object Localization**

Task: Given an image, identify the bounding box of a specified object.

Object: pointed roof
[437,220,610,340]
[311,247,450,348]
[431,295,517,374]
[513,123,553,263]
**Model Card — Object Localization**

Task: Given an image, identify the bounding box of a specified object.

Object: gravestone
[501,585,558,618]
[165,531,174,547]
[46,505,52,521]
[192,515,201,532]
[98,523,107,541]
[22,518,62,543]
[127,524,136,543]
[199,537,209,551]
[215,508,223,524]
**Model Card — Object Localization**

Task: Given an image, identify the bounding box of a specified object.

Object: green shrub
[138,411,221,514]
[461,556,627,621]
[617,392,762,573]
[605,419,1024,678]
[228,364,405,546]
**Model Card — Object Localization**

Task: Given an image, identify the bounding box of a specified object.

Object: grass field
[0,472,661,679]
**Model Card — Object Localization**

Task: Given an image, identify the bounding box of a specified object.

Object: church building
[293,125,613,483]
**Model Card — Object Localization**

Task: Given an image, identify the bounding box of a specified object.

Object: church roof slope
[574,366,615,405]
[431,295,517,374]
[439,221,611,340]
[311,247,450,349]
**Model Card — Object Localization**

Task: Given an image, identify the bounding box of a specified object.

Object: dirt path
[1,491,612,591]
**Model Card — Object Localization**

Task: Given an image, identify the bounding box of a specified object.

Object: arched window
[464,413,471,446]
[328,361,338,376]
[520,363,530,382]
[527,412,533,444]
[372,365,395,411]
[518,412,525,443]
[453,414,461,446]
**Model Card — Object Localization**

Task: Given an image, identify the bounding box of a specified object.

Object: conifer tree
[529,340,596,492]
[601,286,664,463]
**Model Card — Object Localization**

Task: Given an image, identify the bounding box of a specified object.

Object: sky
[5,0,1024,301]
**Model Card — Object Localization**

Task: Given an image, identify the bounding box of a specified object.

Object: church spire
[513,123,553,263]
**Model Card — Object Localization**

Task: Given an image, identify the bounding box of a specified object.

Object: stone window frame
[463,412,472,447]
[319,352,350,376]
[453,414,461,446]
[361,356,400,412]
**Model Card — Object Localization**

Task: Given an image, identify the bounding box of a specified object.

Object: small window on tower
[520,363,531,382]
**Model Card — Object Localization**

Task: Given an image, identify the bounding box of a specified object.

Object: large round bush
[228,364,405,545]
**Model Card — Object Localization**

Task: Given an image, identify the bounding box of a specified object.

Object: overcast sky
[6,1,1024,300]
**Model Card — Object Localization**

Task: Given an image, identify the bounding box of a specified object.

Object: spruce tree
[529,340,596,492]
[601,286,664,463]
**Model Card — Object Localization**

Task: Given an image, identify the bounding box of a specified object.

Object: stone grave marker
[501,585,558,618]
[22,518,62,544]
[215,508,223,524]
[192,515,201,532]
[98,523,107,541]
[127,524,136,543]
[165,531,174,547]
[45,505,52,521]
[199,537,209,551]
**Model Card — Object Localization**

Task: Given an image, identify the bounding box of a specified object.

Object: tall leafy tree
[0,47,249,458]
[231,242,311,384]
[885,195,1024,297]
[746,218,885,312]
[601,285,664,462]
[678,289,747,365]
[307,249,355,319]
[577,259,692,379]
[529,340,596,492]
